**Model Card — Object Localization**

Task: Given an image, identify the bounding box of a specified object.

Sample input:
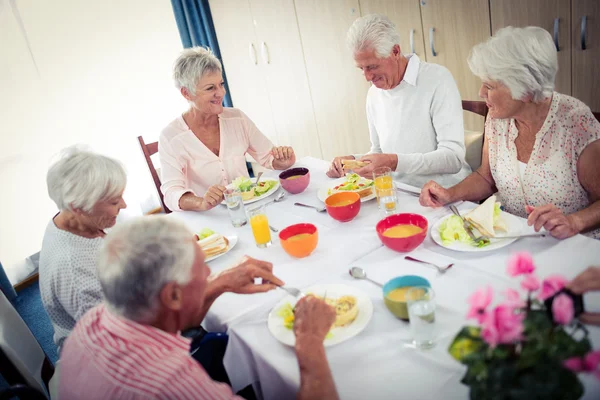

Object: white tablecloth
[170,157,600,399]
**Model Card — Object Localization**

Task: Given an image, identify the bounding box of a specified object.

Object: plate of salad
[431,205,523,252]
[225,176,280,205]
[317,174,376,203]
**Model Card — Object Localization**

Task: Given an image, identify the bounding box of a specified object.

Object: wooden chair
[594,112,600,122]
[137,136,171,214]
[462,100,488,118]
[461,101,488,171]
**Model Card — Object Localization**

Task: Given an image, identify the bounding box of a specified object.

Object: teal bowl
[383,275,431,320]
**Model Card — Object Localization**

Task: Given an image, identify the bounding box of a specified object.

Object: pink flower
[564,350,600,381]
[504,289,526,308]
[466,286,493,324]
[507,252,535,277]
[481,304,524,348]
[521,274,541,292]
[552,294,574,325]
[539,275,568,301]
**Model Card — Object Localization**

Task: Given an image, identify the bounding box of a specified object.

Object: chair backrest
[594,111,600,122]
[462,100,488,118]
[0,384,48,400]
[0,292,52,398]
[137,136,171,213]
[461,100,488,171]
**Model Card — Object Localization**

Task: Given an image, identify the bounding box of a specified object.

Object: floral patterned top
[486,92,600,239]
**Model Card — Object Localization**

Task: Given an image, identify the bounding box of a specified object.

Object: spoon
[272,191,286,203]
[348,267,383,288]
[404,256,453,274]
[294,202,326,212]
[269,224,279,233]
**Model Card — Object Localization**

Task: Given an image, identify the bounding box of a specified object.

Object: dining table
[167,156,600,400]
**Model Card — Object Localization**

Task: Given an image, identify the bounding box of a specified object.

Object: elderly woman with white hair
[160,47,296,212]
[39,147,127,352]
[420,26,600,239]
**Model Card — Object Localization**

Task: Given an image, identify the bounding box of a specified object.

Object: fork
[279,286,305,298]
[448,205,488,244]
[294,202,326,212]
[404,256,454,274]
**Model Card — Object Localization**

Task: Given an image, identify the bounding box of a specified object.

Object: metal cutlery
[250,171,264,188]
[404,256,453,274]
[396,187,421,197]
[448,204,488,244]
[269,224,279,233]
[294,202,326,213]
[484,233,547,240]
[279,286,305,298]
[348,266,383,288]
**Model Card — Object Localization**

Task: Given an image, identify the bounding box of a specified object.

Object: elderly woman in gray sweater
[39,147,127,352]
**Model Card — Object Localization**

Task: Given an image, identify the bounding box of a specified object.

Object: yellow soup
[383,224,423,238]
[331,199,355,207]
[286,175,305,180]
[287,233,312,242]
[387,287,425,302]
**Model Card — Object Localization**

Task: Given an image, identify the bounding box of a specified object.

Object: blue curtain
[170,0,233,108]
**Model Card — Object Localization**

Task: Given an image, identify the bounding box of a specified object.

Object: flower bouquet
[448,252,598,399]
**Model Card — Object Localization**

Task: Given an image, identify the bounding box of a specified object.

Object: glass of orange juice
[248,204,272,248]
[373,167,393,208]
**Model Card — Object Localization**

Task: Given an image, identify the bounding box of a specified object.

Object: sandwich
[327,173,374,198]
[464,195,507,238]
[341,159,369,170]
[331,295,359,327]
[195,229,229,258]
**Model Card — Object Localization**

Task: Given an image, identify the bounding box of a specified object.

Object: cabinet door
[490,0,571,95]
[249,0,322,158]
[295,0,371,160]
[572,0,600,112]
[209,0,277,142]
[420,0,491,131]
[359,0,426,58]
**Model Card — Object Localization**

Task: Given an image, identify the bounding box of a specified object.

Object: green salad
[232,176,277,197]
[439,203,502,248]
[196,228,215,240]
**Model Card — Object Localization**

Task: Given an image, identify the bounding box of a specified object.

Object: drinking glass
[247,204,272,248]
[407,286,436,350]
[376,181,398,215]
[373,167,392,208]
[224,189,247,227]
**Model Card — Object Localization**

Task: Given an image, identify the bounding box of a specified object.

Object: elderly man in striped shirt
[58,216,338,400]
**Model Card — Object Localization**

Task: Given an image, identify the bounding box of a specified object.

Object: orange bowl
[279,223,318,258]
[325,192,361,222]
[376,213,428,252]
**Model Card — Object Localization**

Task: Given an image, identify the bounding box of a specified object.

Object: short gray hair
[347,14,401,58]
[98,216,195,323]
[173,46,223,95]
[47,146,126,212]
[468,26,557,102]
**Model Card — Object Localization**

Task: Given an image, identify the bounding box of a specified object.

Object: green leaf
[448,326,485,362]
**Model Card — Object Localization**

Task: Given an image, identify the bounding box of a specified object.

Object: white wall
[0,0,188,283]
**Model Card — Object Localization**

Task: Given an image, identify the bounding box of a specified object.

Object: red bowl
[325,192,361,222]
[376,213,428,252]
[279,168,310,194]
[279,223,318,258]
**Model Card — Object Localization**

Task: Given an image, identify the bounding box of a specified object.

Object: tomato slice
[359,183,364,187]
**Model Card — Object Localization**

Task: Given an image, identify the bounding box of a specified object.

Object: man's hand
[419,180,453,208]
[353,153,398,178]
[526,204,580,239]
[272,146,296,169]
[198,185,227,211]
[326,155,355,178]
[293,296,336,342]
[216,256,284,294]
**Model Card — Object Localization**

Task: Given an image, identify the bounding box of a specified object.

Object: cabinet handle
[581,16,587,50]
[553,18,560,51]
[429,27,437,57]
[249,43,257,65]
[410,29,415,54]
[261,41,270,64]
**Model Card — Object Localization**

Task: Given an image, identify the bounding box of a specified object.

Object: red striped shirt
[58,304,240,400]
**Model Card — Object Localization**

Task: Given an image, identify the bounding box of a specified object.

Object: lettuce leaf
[253,180,276,196]
[439,215,472,245]
[277,303,295,330]
[494,202,502,223]
[232,176,253,192]
[197,228,215,240]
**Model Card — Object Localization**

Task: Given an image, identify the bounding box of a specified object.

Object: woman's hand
[526,204,580,239]
[568,266,600,325]
[198,185,226,211]
[272,146,296,169]
[419,181,453,208]
[326,156,354,178]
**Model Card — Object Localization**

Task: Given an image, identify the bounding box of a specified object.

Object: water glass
[247,204,272,248]
[407,286,436,350]
[224,189,247,227]
[376,181,398,214]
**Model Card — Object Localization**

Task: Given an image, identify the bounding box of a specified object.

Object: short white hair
[98,216,195,323]
[468,26,557,102]
[347,14,401,58]
[47,146,126,212]
[173,46,222,95]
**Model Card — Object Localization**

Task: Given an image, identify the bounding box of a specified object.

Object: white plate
[205,235,238,262]
[223,179,280,205]
[431,209,523,252]
[267,283,373,347]
[317,177,376,203]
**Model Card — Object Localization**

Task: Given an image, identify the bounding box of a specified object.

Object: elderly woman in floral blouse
[420,26,600,239]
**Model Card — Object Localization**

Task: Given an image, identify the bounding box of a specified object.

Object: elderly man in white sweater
[327,14,471,188]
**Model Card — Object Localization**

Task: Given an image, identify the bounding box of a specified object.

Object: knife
[448,205,487,244]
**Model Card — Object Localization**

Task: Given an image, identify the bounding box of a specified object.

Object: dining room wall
[0,0,187,283]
